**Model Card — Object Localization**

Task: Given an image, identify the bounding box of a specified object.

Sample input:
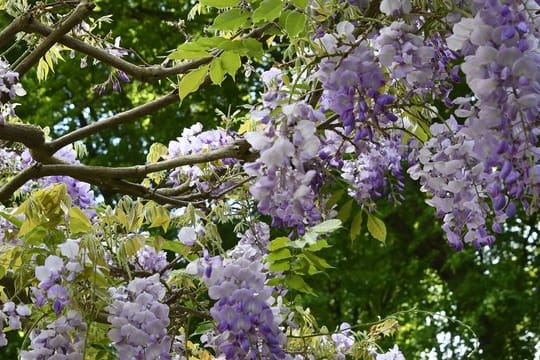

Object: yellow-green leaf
[268,237,290,251]
[367,213,387,243]
[220,51,241,79]
[284,11,306,37]
[212,9,249,31]
[209,58,225,85]
[253,0,283,23]
[69,207,92,234]
[200,0,238,8]
[350,212,363,240]
[179,64,209,99]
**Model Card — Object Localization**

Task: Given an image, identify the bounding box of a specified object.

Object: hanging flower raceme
[106,274,172,360]
[0,58,25,124]
[410,0,540,249]
[188,236,288,359]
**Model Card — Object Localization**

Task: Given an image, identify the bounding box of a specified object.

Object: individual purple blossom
[379,0,411,17]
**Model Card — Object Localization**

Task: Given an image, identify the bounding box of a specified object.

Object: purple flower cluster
[106,274,172,360]
[0,302,31,347]
[245,69,325,232]
[374,21,459,101]
[33,255,71,315]
[0,58,25,124]
[21,310,87,360]
[132,245,168,273]
[31,240,84,313]
[188,242,288,359]
[409,0,540,249]
[342,134,406,208]
[314,21,396,140]
[330,323,355,360]
[167,122,236,193]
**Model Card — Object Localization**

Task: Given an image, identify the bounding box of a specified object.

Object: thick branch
[24,18,212,82]
[0,140,255,204]
[14,0,95,77]
[0,12,30,48]
[0,122,46,149]
[46,90,179,153]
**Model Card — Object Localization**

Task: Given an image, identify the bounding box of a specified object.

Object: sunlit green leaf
[179,64,209,99]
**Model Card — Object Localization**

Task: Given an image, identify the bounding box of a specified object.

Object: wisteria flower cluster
[409,0,540,248]
[188,241,288,359]
[0,302,31,347]
[245,70,325,232]
[106,274,172,359]
[21,310,87,360]
[132,245,169,273]
[0,58,25,124]
[314,21,396,140]
[374,21,459,102]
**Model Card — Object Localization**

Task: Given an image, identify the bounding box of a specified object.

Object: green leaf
[267,248,292,262]
[307,239,331,252]
[286,274,315,295]
[304,252,333,269]
[350,212,363,240]
[240,39,264,59]
[220,51,241,79]
[310,219,342,234]
[253,0,283,23]
[337,199,353,222]
[367,213,387,244]
[268,236,290,251]
[200,0,238,8]
[326,189,345,209]
[161,239,185,254]
[209,58,225,85]
[0,210,22,227]
[212,9,249,31]
[289,0,308,9]
[269,260,291,272]
[69,207,92,234]
[147,142,168,163]
[178,64,209,99]
[168,43,210,60]
[284,11,306,37]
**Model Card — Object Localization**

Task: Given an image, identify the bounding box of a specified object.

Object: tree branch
[0,122,46,149]
[24,18,212,82]
[0,12,31,48]
[46,90,180,153]
[0,140,256,204]
[14,0,95,77]
[35,141,252,180]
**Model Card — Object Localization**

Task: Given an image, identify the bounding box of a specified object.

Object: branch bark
[0,12,30,48]
[24,18,212,82]
[14,0,95,77]
[46,90,180,153]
